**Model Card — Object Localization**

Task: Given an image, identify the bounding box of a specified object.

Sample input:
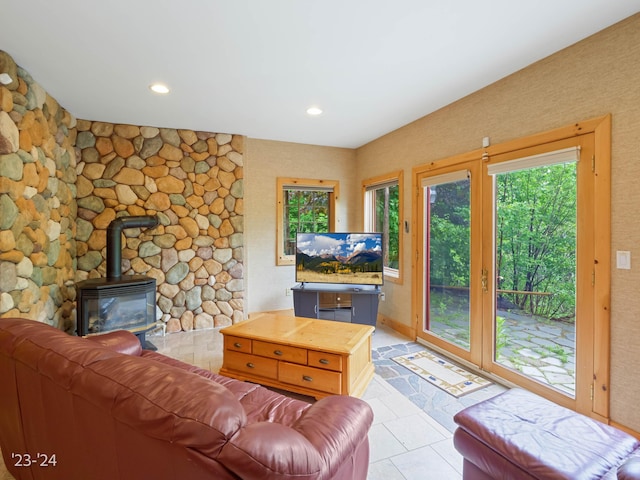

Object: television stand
[291,283,380,328]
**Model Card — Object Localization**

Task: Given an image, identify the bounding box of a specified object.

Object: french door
[418,161,483,367]
[413,117,610,417]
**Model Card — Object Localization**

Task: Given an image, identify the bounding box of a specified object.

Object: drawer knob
[319,358,330,365]
[302,375,313,382]
[246,362,255,369]
[274,350,283,356]
[234,342,242,348]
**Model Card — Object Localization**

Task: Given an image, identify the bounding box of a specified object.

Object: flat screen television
[295,232,384,286]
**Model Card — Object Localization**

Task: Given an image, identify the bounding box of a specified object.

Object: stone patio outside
[429,301,576,396]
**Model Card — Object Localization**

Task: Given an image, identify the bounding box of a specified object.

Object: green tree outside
[428,162,577,322]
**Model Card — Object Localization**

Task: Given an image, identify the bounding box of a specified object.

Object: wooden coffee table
[219,314,375,399]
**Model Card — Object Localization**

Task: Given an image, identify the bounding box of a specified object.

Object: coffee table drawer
[279,362,342,395]
[253,340,307,363]
[224,351,278,380]
[308,350,343,372]
[225,335,252,354]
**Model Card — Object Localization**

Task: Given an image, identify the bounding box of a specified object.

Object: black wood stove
[76,215,159,348]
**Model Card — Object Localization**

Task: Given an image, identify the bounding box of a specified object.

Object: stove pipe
[106,215,159,279]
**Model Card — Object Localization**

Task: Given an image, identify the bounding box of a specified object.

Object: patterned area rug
[373,343,506,432]
[392,350,491,397]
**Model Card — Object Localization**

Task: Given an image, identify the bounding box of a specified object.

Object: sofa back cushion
[75,354,246,456]
[86,329,143,356]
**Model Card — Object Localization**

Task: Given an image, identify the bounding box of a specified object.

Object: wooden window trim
[276,177,339,266]
[362,170,404,284]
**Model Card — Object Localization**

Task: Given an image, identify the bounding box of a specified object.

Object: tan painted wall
[355,14,640,430]
[244,138,357,313]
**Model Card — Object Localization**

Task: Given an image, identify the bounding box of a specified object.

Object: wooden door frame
[413,159,483,366]
[411,115,611,419]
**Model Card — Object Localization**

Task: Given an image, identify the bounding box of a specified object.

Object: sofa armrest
[220,422,323,479]
[85,330,142,356]
[219,396,373,479]
[293,396,373,463]
[619,456,640,480]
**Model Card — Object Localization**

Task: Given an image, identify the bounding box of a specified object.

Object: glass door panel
[424,173,471,350]
[491,153,578,397]
[414,128,606,416]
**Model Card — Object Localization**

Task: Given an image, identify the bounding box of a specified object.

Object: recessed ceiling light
[306,106,323,116]
[149,83,170,94]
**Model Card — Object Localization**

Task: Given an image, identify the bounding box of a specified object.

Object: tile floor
[147,322,466,479]
[0,322,472,479]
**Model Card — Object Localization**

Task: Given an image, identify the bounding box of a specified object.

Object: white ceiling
[1,1,638,148]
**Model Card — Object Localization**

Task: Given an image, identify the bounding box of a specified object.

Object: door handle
[482,268,488,293]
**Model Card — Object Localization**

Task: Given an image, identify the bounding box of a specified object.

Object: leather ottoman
[453,388,640,479]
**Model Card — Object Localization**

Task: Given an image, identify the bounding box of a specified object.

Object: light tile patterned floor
[363,326,464,479]
[0,323,469,480]
[149,321,469,478]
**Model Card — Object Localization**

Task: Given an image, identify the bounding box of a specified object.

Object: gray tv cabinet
[291,283,380,328]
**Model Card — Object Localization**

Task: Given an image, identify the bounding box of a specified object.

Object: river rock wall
[0,50,244,332]
[0,50,78,330]
[75,121,244,332]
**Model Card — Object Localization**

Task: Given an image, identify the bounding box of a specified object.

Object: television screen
[295,232,384,286]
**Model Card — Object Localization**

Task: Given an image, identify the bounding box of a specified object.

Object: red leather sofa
[0,318,373,479]
[453,388,640,479]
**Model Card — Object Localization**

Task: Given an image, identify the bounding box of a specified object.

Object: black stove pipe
[106,215,159,279]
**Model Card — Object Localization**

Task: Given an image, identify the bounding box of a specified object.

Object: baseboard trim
[248,309,294,319]
[378,314,415,339]
[610,420,640,440]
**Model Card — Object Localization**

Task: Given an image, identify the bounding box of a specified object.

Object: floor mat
[392,350,491,397]
[373,342,506,432]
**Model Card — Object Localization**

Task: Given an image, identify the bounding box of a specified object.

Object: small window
[276,178,338,265]
[363,171,403,283]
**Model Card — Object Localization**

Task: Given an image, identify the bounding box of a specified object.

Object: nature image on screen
[296,233,384,285]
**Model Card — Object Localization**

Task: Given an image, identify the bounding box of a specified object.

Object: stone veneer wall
[0,51,78,329]
[74,120,244,332]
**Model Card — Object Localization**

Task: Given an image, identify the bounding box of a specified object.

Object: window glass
[283,189,330,255]
[276,178,338,266]
[363,171,403,282]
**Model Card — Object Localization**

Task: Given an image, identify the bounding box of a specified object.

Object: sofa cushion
[1,318,124,388]
[141,350,260,399]
[73,354,247,458]
[86,329,142,356]
[141,349,312,426]
[454,388,640,479]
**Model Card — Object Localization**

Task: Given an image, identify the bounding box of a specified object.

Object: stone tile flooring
[373,342,507,433]
[0,321,506,479]
[431,307,576,396]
